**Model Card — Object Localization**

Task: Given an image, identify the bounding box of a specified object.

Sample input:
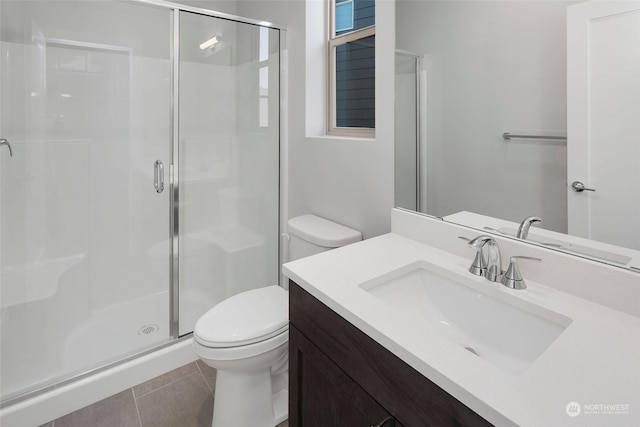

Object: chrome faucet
[467,235,502,282]
[465,235,542,290]
[516,216,542,240]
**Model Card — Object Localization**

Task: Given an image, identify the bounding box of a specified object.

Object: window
[328,0,375,137]
[335,0,354,32]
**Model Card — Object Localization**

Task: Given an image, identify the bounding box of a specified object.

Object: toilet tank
[287,215,362,261]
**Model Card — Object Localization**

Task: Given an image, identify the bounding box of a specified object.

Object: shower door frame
[136,0,285,341]
[0,0,285,409]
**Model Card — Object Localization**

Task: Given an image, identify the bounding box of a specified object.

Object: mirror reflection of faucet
[517,216,542,240]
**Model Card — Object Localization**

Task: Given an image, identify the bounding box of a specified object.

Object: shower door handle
[154,160,164,193]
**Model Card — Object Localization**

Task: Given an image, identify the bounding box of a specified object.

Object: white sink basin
[360,262,571,374]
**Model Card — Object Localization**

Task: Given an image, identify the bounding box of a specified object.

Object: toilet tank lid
[288,214,362,248]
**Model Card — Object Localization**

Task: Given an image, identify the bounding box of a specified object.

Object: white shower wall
[0,43,171,312]
[0,42,173,395]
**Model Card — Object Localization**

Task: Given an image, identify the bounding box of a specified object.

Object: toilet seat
[194,328,288,363]
[194,285,288,348]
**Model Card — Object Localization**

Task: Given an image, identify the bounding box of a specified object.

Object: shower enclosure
[0,0,281,406]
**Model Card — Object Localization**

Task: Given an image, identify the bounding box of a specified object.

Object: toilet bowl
[194,285,289,427]
[193,215,362,427]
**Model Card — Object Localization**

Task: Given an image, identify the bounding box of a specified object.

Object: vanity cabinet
[290,326,399,426]
[289,281,493,427]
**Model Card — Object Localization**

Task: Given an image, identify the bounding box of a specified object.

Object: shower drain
[138,324,160,336]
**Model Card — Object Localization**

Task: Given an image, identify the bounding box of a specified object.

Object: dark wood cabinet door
[289,281,491,427]
[290,325,399,427]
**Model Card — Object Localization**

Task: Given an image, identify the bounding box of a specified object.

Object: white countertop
[283,232,640,426]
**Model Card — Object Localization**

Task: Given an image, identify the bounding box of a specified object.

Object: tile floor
[38,361,289,427]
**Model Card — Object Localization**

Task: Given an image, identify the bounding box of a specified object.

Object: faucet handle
[459,236,487,277]
[501,256,541,290]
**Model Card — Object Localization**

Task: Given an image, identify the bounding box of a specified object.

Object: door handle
[571,181,596,192]
[0,138,13,157]
[154,160,164,193]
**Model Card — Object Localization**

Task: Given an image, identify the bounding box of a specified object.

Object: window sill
[305,134,376,143]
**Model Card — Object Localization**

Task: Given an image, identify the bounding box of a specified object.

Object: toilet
[193,214,362,427]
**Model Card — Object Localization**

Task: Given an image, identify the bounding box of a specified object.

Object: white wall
[236,0,396,239]
[397,0,576,233]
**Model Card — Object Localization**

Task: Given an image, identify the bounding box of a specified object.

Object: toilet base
[211,368,288,427]
[272,388,288,424]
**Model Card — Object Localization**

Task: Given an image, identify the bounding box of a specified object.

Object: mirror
[394,0,640,270]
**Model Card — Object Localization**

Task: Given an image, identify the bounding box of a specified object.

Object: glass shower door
[178,13,280,335]
[0,0,172,399]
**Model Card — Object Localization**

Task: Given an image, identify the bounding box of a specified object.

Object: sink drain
[138,324,159,335]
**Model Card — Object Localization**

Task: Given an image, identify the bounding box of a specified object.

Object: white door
[567,0,640,250]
